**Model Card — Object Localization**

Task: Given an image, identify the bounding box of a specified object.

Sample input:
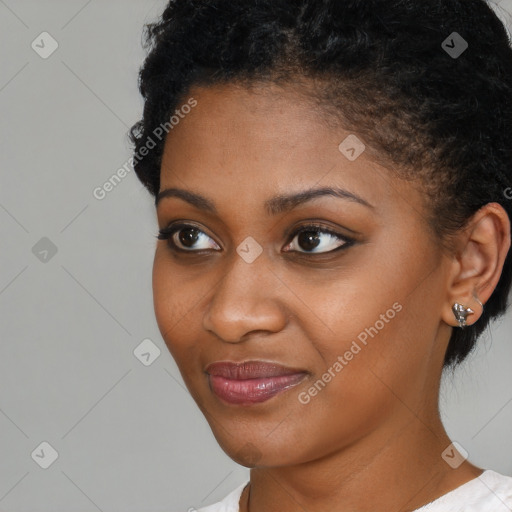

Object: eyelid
[157,220,356,255]
[157,222,222,252]
[282,223,354,254]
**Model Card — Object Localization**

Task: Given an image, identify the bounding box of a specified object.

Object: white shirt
[195,470,512,512]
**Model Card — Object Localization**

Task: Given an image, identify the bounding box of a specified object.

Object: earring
[452,302,475,328]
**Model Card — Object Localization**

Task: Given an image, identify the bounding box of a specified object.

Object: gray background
[0,1,511,511]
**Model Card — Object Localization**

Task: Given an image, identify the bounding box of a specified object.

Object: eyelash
[156,222,355,256]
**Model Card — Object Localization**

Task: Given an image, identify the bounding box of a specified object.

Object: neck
[241,413,482,512]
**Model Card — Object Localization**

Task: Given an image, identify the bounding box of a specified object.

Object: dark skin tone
[152,82,511,512]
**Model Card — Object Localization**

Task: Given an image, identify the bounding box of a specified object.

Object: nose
[202,251,288,343]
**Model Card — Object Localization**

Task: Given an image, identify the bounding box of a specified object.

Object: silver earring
[452,302,474,328]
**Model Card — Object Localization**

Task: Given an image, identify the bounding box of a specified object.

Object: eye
[157,223,221,252]
[157,222,355,255]
[282,224,354,254]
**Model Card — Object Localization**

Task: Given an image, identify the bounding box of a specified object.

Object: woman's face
[153,82,453,467]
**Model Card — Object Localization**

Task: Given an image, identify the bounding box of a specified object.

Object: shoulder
[194,481,249,512]
[416,469,512,511]
[478,469,512,499]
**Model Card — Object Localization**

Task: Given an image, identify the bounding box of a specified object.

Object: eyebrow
[155,186,374,215]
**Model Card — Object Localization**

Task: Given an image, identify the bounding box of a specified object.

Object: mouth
[204,360,309,405]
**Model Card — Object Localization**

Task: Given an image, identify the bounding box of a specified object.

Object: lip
[205,360,308,405]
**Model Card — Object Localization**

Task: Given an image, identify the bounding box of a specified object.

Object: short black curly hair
[129,0,512,369]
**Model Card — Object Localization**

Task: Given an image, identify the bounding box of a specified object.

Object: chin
[209,425,306,468]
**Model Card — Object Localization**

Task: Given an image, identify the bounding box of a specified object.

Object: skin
[152,82,511,512]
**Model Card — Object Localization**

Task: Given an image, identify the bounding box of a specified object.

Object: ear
[442,203,511,328]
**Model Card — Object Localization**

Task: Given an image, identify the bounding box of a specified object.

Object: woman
[129,0,512,510]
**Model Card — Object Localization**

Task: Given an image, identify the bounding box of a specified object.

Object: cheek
[287,301,423,458]
[152,250,199,359]
[298,238,442,402]
[152,252,174,337]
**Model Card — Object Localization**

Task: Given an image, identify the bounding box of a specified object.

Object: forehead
[158,82,420,220]
[166,82,330,152]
